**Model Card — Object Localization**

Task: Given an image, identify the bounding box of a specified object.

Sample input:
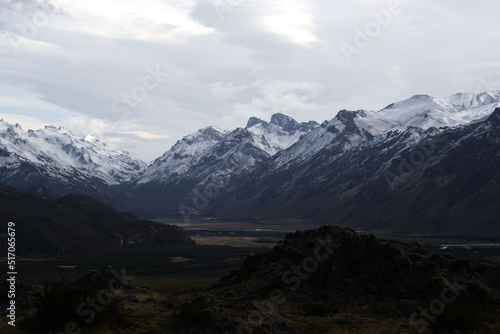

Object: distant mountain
[0,91,499,235]
[136,126,228,185]
[0,184,194,254]
[137,114,319,185]
[245,113,319,155]
[0,120,145,197]
[380,91,500,129]
[205,106,500,236]
[123,114,319,215]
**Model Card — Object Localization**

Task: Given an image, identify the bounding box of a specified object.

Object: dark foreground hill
[0,185,194,254]
[175,225,500,333]
[11,225,499,333]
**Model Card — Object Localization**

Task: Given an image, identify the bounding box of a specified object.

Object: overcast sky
[1,0,499,161]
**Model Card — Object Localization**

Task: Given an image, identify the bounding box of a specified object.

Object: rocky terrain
[8,225,499,333]
[173,225,500,333]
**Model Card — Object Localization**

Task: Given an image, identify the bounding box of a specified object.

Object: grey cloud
[0,0,65,31]
[2,0,500,160]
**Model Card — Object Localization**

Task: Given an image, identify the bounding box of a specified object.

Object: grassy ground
[0,235,275,289]
[0,238,271,333]
[133,269,233,294]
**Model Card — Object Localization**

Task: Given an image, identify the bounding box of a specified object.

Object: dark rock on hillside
[488,107,500,125]
[176,225,500,333]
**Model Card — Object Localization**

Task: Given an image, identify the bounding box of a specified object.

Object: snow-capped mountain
[125,114,319,215]
[445,91,500,120]
[137,126,228,184]
[0,120,146,194]
[245,113,319,155]
[188,90,500,235]
[205,106,500,235]
[378,91,500,129]
[272,91,500,170]
[123,90,500,219]
[135,126,272,186]
[135,113,319,185]
[0,90,499,235]
[272,109,395,170]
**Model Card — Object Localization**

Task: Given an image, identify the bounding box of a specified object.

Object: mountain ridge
[0,184,195,254]
[0,120,146,192]
[0,91,499,235]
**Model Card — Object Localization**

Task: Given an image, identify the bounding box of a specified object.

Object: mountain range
[1,91,500,235]
[0,121,145,202]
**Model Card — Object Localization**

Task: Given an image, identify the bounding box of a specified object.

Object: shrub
[36,276,121,332]
[251,277,288,298]
[178,297,209,325]
[302,302,339,317]
[430,305,485,334]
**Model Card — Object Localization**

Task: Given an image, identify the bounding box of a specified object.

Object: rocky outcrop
[177,225,500,333]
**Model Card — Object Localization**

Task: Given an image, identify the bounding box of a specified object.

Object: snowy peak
[378,94,456,129]
[84,134,99,143]
[245,113,319,155]
[137,114,319,184]
[0,120,146,185]
[137,126,228,184]
[0,119,24,137]
[137,127,270,185]
[270,113,298,131]
[332,109,395,138]
[186,126,227,144]
[270,90,500,172]
[211,127,270,160]
[246,117,263,129]
[446,91,500,112]
[163,126,227,161]
[381,94,448,111]
[378,91,500,130]
[276,109,395,166]
[206,128,271,171]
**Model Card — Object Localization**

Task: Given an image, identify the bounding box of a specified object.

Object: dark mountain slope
[206,109,500,236]
[0,185,194,254]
